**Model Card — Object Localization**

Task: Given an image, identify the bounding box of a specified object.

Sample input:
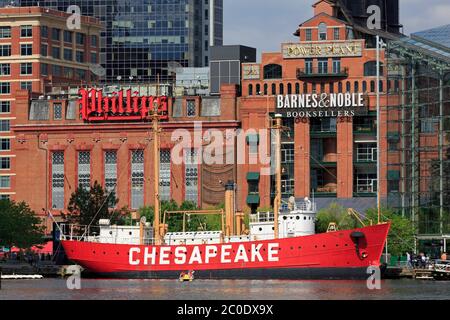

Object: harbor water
[0,278,449,300]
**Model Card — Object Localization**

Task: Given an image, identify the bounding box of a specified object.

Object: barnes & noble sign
[276,93,367,118]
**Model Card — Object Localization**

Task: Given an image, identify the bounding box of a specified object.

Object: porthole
[296,216,300,220]
[283,216,287,220]
[304,216,307,220]
[259,228,263,232]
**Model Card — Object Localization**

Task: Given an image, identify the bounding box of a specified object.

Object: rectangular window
[52,65,62,77]
[41,63,48,76]
[356,143,377,162]
[52,28,60,41]
[0,83,10,94]
[318,59,328,74]
[91,35,98,47]
[0,45,11,57]
[0,120,9,132]
[0,157,10,170]
[0,101,10,113]
[76,51,84,63]
[305,29,312,41]
[20,44,33,56]
[90,52,97,64]
[333,28,340,40]
[332,58,341,74]
[0,176,10,189]
[0,138,10,151]
[41,26,48,38]
[355,173,377,193]
[0,26,11,39]
[64,48,73,61]
[186,100,196,117]
[104,151,117,207]
[20,82,32,91]
[305,59,313,74]
[184,149,198,205]
[64,30,73,43]
[63,67,73,78]
[78,151,91,190]
[0,195,9,200]
[0,64,10,76]
[20,63,33,75]
[160,150,171,201]
[131,150,144,209]
[53,103,62,120]
[76,33,85,45]
[52,46,60,59]
[41,44,48,56]
[21,25,32,38]
[52,152,64,209]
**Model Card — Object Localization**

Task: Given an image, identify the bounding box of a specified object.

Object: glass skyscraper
[13,0,223,83]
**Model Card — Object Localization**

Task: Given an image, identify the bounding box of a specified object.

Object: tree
[0,200,45,250]
[366,208,416,257]
[62,181,126,227]
[315,203,359,233]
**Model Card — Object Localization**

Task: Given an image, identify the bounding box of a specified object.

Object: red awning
[31,242,53,254]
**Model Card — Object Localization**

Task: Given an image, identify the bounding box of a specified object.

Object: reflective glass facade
[16,0,223,82]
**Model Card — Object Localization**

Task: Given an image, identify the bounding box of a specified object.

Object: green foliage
[366,208,416,256]
[0,200,45,249]
[63,181,126,226]
[315,203,358,233]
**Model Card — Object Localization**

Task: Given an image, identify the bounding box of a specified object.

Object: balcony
[297,67,349,79]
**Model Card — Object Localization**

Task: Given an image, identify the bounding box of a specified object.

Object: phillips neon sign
[79,88,169,122]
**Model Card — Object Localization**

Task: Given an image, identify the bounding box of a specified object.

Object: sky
[223,0,450,54]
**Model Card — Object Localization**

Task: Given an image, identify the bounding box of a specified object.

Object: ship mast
[273,114,283,240]
[152,74,162,245]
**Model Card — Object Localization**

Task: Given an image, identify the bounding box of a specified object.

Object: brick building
[9,1,403,230]
[0,7,101,202]
[237,0,398,212]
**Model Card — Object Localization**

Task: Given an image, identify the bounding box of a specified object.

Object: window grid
[0,101,10,113]
[52,152,64,209]
[185,149,198,205]
[131,150,144,209]
[186,100,196,117]
[104,151,117,207]
[0,176,10,189]
[0,120,10,132]
[0,138,10,151]
[78,151,91,191]
[0,157,10,170]
[54,103,62,120]
[160,150,171,201]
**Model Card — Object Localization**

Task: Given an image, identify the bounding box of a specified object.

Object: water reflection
[0,279,448,300]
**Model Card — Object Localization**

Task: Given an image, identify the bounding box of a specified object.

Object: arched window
[364,61,383,76]
[370,80,375,93]
[354,81,359,93]
[320,83,325,93]
[303,82,308,93]
[287,83,292,95]
[387,80,391,93]
[318,23,327,41]
[329,83,334,93]
[264,64,282,79]
[338,82,343,93]
[271,83,276,95]
[248,84,253,96]
[256,84,261,95]
[279,83,284,95]
[295,83,300,94]
[264,83,268,95]
[346,81,351,92]
[362,81,367,92]
[379,80,383,93]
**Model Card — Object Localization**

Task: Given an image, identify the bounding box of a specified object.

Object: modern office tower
[14,0,223,83]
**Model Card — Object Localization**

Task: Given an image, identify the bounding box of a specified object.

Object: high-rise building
[14,0,223,83]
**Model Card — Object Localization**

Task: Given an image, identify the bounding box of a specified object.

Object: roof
[411,24,450,52]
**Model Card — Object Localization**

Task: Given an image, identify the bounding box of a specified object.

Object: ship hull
[61,223,390,280]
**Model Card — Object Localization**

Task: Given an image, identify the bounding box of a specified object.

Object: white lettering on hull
[128,243,280,266]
